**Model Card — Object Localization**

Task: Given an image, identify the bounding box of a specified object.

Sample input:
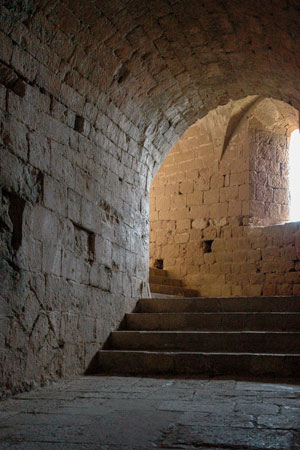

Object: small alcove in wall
[149,97,300,298]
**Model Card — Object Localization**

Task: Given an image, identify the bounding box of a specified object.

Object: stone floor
[0,376,299,449]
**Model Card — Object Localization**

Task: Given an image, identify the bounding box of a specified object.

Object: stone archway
[149,97,300,297]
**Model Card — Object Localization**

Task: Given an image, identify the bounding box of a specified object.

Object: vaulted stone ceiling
[5,0,300,174]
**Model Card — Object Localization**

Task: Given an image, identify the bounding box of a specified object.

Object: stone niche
[150,97,300,297]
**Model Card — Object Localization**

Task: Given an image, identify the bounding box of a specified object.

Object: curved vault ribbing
[3,0,300,176]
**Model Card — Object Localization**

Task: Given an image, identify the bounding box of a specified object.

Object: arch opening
[149,97,300,298]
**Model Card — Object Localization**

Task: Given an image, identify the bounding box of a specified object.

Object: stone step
[90,350,300,378]
[149,268,168,277]
[123,312,300,331]
[90,294,300,379]
[137,296,300,313]
[150,284,199,297]
[149,275,183,287]
[105,331,300,354]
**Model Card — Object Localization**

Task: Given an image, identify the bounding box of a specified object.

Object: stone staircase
[88,295,300,378]
[149,267,199,297]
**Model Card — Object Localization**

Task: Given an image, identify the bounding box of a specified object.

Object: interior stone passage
[1,0,300,396]
[150,98,300,296]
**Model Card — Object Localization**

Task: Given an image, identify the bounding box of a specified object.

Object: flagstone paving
[0,376,299,449]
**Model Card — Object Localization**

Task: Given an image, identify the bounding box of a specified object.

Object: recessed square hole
[203,240,213,253]
[74,115,85,133]
[154,259,164,269]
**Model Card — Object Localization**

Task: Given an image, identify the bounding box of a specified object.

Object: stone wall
[184,221,300,297]
[150,100,300,296]
[249,129,289,226]
[150,103,249,269]
[0,5,152,397]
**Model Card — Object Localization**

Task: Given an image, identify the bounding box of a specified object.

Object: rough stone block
[25,84,51,114]
[0,84,6,112]
[66,189,81,224]
[90,263,111,291]
[43,176,67,216]
[273,188,288,204]
[0,30,13,64]
[176,219,191,231]
[192,218,208,229]
[174,233,189,244]
[18,236,42,272]
[1,117,28,160]
[156,195,171,211]
[8,89,39,129]
[29,132,50,172]
[11,46,38,82]
[186,191,203,205]
[203,189,219,205]
[228,200,242,216]
[220,186,239,202]
[42,244,62,275]
[41,114,71,146]
[244,284,263,296]
[30,205,61,245]
[0,61,18,89]
[179,181,194,194]
[238,184,249,200]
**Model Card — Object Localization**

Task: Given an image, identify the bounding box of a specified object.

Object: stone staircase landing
[149,267,199,297]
